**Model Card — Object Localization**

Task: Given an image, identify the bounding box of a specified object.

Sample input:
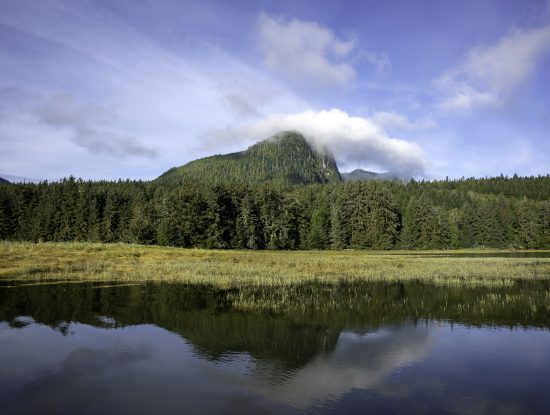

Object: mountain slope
[0,177,10,184]
[158,131,341,185]
[341,169,409,182]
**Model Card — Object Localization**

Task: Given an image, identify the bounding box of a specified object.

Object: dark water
[393,251,550,258]
[1,281,550,414]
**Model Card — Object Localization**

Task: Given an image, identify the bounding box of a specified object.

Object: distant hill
[341,169,410,182]
[158,131,341,186]
[0,174,42,183]
[0,177,10,184]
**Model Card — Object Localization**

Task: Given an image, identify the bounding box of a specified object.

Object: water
[405,251,550,258]
[1,281,550,414]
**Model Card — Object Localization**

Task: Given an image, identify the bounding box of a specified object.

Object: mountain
[0,177,10,184]
[0,174,42,183]
[341,169,410,182]
[158,131,341,185]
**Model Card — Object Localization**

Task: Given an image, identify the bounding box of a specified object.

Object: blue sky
[1,0,550,181]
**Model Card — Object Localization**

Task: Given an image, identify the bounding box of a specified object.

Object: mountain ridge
[341,169,410,182]
[158,131,341,186]
[159,131,412,186]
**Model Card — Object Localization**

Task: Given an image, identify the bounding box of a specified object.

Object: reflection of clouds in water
[18,344,152,414]
[0,322,299,415]
[0,320,438,414]
[243,324,433,408]
[3,319,549,414]
[0,319,433,414]
[0,323,154,414]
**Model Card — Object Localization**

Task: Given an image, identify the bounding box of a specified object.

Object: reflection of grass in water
[0,280,549,373]
[1,241,550,288]
[2,281,549,338]
[225,282,550,327]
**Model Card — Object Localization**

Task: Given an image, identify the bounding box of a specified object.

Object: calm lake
[1,281,550,414]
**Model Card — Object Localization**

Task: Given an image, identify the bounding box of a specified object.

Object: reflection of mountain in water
[2,281,550,414]
[245,325,432,408]
[0,318,435,414]
[1,281,549,370]
[0,284,341,369]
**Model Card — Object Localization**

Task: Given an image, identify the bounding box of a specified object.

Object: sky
[1,0,550,181]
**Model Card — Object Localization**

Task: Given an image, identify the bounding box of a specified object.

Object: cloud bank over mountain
[208,109,428,176]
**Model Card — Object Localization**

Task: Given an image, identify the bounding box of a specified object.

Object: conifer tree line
[0,175,549,249]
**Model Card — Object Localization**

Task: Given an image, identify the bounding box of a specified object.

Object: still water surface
[1,281,549,414]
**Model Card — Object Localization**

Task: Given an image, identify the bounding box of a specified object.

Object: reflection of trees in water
[0,281,549,369]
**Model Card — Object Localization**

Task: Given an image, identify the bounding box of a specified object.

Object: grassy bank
[1,242,550,287]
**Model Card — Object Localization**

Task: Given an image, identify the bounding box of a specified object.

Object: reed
[1,242,549,288]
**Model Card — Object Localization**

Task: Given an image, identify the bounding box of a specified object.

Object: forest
[1,174,549,250]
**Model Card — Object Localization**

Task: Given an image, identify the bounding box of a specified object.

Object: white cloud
[209,109,428,176]
[434,25,550,111]
[258,14,357,85]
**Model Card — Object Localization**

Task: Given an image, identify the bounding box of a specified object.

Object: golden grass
[1,241,549,288]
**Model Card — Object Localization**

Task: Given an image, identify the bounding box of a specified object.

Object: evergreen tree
[1,174,549,250]
[516,198,542,248]
[308,206,330,249]
[364,183,400,249]
[236,190,263,249]
[401,194,439,249]
[448,208,462,249]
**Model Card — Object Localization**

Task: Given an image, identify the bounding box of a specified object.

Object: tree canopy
[1,174,549,249]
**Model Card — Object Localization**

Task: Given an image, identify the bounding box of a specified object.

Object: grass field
[1,242,550,288]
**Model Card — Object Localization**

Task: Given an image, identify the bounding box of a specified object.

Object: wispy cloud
[1,88,158,159]
[360,51,392,74]
[37,93,158,159]
[371,111,436,132]
[434,24,550,111]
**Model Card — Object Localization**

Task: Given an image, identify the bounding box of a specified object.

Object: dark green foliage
[204,186,237,248]
[235,191,263,249]
[0,185,16,239]
[401,194,441,249]
[125,199,156,244]
[0,174,549,249]
[157,131,341,186]
[156,182,208,247]
[341,169,406,182]
[308,205,330,249]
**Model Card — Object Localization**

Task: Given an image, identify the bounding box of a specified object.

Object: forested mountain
[0,177,10,184]
[341,169,407,182]
[159,131,407,186]
[158,131,341,186]
[1,175,549,249]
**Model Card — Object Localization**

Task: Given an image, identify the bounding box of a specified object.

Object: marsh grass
[1,242,549,288]
[223,282,550,326]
